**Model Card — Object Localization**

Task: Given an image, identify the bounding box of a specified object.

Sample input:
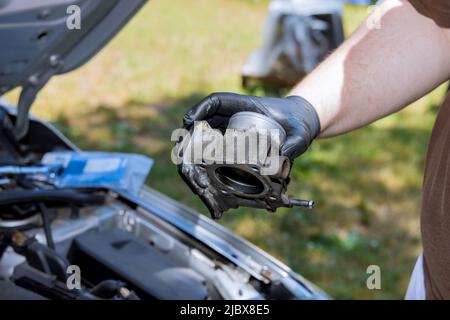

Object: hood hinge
[14,55,64,140]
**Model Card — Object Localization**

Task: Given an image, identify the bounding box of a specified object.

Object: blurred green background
[5,0,447,299]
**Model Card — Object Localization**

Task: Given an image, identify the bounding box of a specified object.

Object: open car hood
[0,0,147,139]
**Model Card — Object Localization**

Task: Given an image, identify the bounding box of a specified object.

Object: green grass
[5,0,446,299]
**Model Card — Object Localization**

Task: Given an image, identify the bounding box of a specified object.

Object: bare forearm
[290,0,450,138]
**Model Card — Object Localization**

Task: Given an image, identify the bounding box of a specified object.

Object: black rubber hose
[38,203,55,250]
[90,280,126,298]
[0,189,105,207]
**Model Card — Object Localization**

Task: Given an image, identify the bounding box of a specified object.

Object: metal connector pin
[290,199,315,209]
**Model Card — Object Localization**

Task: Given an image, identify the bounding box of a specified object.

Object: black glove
[183,93,321,160]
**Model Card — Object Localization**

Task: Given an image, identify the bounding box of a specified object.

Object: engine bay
[1,192,266,300]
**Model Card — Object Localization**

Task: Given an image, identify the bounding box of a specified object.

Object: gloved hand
[183,93,321,160]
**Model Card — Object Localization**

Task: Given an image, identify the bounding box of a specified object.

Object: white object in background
[242,0,343,80]
[405,253,426,300]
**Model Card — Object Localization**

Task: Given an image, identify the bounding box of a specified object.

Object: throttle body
[176,111,314,219]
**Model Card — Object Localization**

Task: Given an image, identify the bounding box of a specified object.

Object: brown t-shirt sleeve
[408,0,450,28]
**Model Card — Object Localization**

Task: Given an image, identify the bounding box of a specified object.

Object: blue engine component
[41,151,153,195]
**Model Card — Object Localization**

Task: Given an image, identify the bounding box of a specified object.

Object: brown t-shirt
[408,0,450,299]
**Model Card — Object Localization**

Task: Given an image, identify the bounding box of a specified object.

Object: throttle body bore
[175,112,314,219]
